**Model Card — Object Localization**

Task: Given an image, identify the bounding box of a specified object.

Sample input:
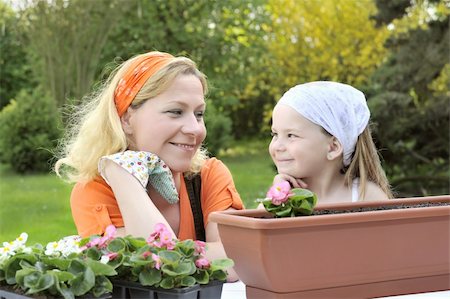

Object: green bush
[0,89,61,173]
[203,101,233,156]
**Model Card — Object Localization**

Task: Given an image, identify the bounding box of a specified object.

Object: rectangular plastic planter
[112,280,224,299]
[210,195,450,298]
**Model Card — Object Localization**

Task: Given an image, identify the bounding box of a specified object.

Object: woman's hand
[273,173,308,189]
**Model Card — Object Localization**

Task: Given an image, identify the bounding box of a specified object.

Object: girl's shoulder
[363,180,389,201]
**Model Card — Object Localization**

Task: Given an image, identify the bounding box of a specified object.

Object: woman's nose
[181,114,204,135]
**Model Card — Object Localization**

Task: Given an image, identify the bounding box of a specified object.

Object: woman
[55,51,243,280]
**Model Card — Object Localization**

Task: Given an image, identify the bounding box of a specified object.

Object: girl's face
[269,104,331,179]
[123,74,206,174]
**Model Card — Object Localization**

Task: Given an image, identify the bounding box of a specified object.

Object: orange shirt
[70,158,243,239]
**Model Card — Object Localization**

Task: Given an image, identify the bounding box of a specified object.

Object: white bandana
[277,81,370,166]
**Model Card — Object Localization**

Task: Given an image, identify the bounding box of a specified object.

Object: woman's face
[269,104,331,179]
[123,74,206,174]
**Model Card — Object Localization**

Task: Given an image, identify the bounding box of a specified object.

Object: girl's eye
[287,133,297,138]
[271,132,277,137]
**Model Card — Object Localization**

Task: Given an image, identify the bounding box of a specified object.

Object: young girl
[269,81,393,203]
[55,51,243,280]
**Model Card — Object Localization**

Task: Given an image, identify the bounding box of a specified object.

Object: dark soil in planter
[313,201,450,215]
[0,284,111,299]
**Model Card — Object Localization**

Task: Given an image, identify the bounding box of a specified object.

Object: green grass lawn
[0,139,275,244]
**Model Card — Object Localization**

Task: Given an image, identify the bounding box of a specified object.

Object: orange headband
[114,51,175,117]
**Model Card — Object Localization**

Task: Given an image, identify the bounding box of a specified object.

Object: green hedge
[0,89,61,173]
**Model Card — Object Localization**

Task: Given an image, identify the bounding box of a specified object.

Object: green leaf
[68,260,95,296]
[16,268,38,287]
[107,238,126,253]
[139,268,161,286]
[210,269,227,281]
[85,247,102,260]
[161,261,195,277]
[158,250,182,265]
[84,259,117,276]
[50,270,75,282]
[92,275,113,297]
[160,277,174,289]
[180,275,196,287]
[40,256,71,270]
[193,270,209,284]
[210,258,234,271]
[25,273,55,294]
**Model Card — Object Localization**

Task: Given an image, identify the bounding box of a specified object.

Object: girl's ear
[327,136,343,161]
[121,107,134,135]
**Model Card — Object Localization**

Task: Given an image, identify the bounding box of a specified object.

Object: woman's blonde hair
[344,125,393,199]
[55,54,208,183]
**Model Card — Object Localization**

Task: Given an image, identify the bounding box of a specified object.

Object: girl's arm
[102,159,175,237]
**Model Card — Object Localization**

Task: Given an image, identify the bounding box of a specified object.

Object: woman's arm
[102,159,175,237]
[204,208,239,282]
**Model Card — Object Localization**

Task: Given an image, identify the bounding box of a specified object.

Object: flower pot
[111,280,224,299]
[210,195,450,298]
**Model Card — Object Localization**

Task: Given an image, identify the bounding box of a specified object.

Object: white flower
[45,235,82,257]
[45,241,60,256]
[100,255,110,264]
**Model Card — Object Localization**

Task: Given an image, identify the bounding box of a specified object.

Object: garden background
[0,0,448,245]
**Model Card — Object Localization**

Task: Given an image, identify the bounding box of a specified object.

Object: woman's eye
[287,133,298,138]
[167,110,182,116]
[271,132,277,137]
[195,111,205,119]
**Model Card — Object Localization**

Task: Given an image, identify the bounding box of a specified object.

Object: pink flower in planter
[195,257,210,269]
[194,240,206,255]
[152,253,162,269]
[82,224,117,250]
[266,181,293,205]
[147,223,176,250]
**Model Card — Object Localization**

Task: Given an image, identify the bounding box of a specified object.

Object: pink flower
[194,240,206,255]
[147,223,176,249]
[195,257,210,269]
[152,253,162,269]
[266,181,292,205]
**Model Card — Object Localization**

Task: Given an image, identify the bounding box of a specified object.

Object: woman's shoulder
[201,157,230,176]
[363,180,389,201]
[71,177,114,203]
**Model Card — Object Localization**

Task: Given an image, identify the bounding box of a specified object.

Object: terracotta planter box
[210,195,450,298]
[111,280,224,299]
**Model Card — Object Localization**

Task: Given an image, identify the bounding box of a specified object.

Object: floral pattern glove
[98,150,179,204]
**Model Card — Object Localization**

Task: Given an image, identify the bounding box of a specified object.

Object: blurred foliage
[0,0,448,197]
[0,88,61,173]
[20,0,128,107]
[369,0,449,197]
[0,1,35,109]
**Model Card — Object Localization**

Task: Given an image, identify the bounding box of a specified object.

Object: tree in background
[234,0,390,136]
[369,0,449,196]
[19,0,129,107]
[0,1,35,109]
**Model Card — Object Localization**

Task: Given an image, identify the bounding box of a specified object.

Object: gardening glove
[98,150,179,204]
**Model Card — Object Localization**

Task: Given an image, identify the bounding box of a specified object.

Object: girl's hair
[343,125,393,199]
[55,54,208,183]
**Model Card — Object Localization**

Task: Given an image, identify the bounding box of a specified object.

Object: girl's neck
[304,171,350,204]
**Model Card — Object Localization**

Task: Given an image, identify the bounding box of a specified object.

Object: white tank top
[352,178,360,202]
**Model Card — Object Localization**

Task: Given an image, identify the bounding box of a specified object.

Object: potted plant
[79,224,233,299]
[0,224,233,299]
[0,233,115,299]
[209,182,450,299]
